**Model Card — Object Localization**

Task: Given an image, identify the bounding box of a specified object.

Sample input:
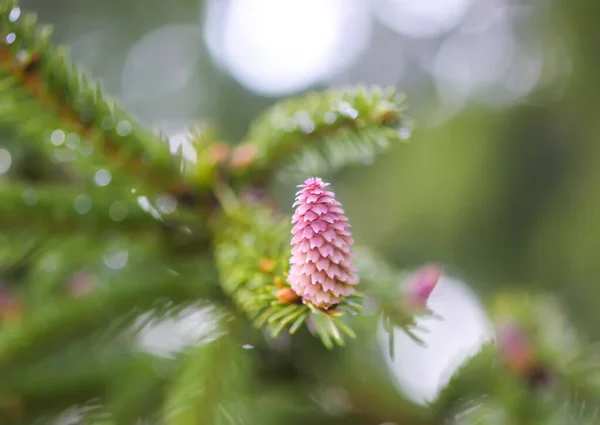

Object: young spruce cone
[288,177,359,308]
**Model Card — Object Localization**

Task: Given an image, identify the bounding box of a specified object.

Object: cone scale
[288,177,359,308]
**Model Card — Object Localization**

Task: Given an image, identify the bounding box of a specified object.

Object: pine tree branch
[0,1,206,203]
[229,86,409,184]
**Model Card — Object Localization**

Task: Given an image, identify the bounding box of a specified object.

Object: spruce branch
[163,332,252,425]
[104,357,171,425]
[212,196,361,350]
[0,343,150,421]
[433,293,600,424]
[229,86,409,183]
[0,182,166,234]
[18,234,163,304]
[0,1,206,203]
[353,247,441,356]
[0,180,211,260]
[0,259,218,369]
[177,122,231,191]
[430,344,499,420]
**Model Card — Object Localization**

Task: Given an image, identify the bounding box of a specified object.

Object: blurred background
[17,0,600,404]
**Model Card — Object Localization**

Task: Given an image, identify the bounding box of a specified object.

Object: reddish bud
[497,322,536,376]
[405,264,442,309]
[276,287,301,304]
[68,271,96,297]
[260,258,276,274]
[230,143,257,171]
[0,396,23,419]
[0,290,22,323]
[210,143,230,164]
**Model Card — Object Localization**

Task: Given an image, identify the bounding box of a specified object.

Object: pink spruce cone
[288,177,359,308]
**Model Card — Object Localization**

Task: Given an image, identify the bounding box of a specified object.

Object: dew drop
[166,268,180,276]
[65,133,80,149]
[361,155,374,165]
[156,194,177,214]
[8,7,21,22]
[5,33,15,44]
[22,188,38,205]
[50,129,65,146]
[94,169,112,187]
[283,120,297,132]
[137,195,162,220]
[398,127,412,140]
[103,249,129,270]
[116,120,132,136]
[74,194,92,214]
[294,111,315,134]
[324,112,337,124]
[375,137,389,149]
[109,201,128,222]
[0,148,12,174]
[180,226,192,235]
[15,50,28,64]
[338,102,359,119]
[242,344,254,350]
[80,142,94,156]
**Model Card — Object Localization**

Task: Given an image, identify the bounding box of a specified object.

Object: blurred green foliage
[4,0,600,422]
[22,0,598,334]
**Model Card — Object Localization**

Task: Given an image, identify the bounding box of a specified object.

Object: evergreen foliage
[0,1,598,424]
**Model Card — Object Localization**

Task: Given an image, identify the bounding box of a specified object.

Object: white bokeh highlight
[0,148,12,174]
[152,120,197,163]
[370,0,474,39]
[137,305,220,358]
[430,5,543,109]
[122,25,203,102]
[204,0,371,96]
[381,275,494,403]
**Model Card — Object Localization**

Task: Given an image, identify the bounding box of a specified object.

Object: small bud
[0,290,22,323]
[230,143,257,171]
[276,287,301,304]
[405,263,442,310]
[210,143,230,164]
[0,396,23,420]
[260,258,276,274]
[68,271,96,297]
[497,322,536,376]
